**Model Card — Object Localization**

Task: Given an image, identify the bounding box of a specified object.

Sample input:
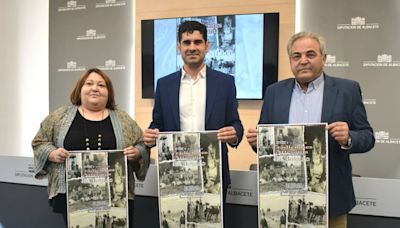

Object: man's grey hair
[286,32,327,57]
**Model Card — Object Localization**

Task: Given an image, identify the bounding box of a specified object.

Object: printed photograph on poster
[173,132,201,164]
[68,177,110,212]
[275,125,305,155]
[94,207,128,228]
[288,194,327,227]
[258,126,275,156]
[259,156,277,192]
[187,194,222,227]
[68,153,82,179]
[259,155,306,193]
[82,152,108,177]
[67,150,128,228]
[69,207,128,228]
[304,125,327,194]
[68,210,96,228]
[108,151,128,208]
[257,124,328,228]
[157,131,222,228]
[159,195,187,228]
[159,160,203,195]
[200,132,221,194]
[259,193,288,228]
[158,134,174,162]
[275,155,307,193]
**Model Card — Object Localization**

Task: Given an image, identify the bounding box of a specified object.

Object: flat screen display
[142,13,279,99]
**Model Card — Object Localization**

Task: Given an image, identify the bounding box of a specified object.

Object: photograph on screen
[141,13,279,100]
[154,14,263,99]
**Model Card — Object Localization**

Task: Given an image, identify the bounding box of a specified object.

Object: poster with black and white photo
[257,124,328,228]
[157,131,223,228]
[66,150,128,228]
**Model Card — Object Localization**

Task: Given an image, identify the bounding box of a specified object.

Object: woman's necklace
[81,107,104,150]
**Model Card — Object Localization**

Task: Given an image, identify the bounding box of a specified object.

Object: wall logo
[227,186,254,198]
[337,17,379,30]
[375,131,400,144]
[58,0,86,12]
[77,29,106,41]
[363,54,400,67]
[375,131,389,140]
[356,197,377,208]
[97,59,126,71]
[363,98,377,105]
[58,61,86,72]
[325,54,350,67]
[14,163,35,179]
[96,0,126,8]
[135,182,144,189]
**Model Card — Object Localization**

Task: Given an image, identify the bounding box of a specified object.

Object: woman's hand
[124,146,142,161]
[48,148,69,163]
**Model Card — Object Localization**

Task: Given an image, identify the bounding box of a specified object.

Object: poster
[157,131,223,228]
[258,124,328,228]
[66,150,128,228]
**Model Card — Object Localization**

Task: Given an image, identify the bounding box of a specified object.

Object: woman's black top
[51,110,117,216]
[64,110,116,150]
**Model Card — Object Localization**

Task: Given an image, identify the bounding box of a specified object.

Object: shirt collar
[181,65,207,80]
[294,72,324,92]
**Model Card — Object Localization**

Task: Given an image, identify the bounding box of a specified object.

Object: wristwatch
[347,136,352,147]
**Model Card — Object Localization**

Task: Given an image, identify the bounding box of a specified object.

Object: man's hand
[143,128,159,148]
[246,128,258,148]
[218,126,238,144]
[327,121,350,146]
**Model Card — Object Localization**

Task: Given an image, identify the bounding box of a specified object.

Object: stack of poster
[66,150,128,228]
[258,124,328,228]
[157,131,223,228]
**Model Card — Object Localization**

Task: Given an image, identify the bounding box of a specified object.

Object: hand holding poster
[157,131,223,228]
[66,150,129,228]
[257,124,328,228]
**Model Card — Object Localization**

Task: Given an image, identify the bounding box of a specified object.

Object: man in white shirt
[144,20,243,201]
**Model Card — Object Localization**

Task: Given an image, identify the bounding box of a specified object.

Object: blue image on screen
[154,19,178,83]
[154,14,264,99]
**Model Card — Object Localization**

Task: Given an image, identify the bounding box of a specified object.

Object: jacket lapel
[168,72,181,130]
[205,68,217,124]
[277,79,295,123]
[321,74,338,123]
